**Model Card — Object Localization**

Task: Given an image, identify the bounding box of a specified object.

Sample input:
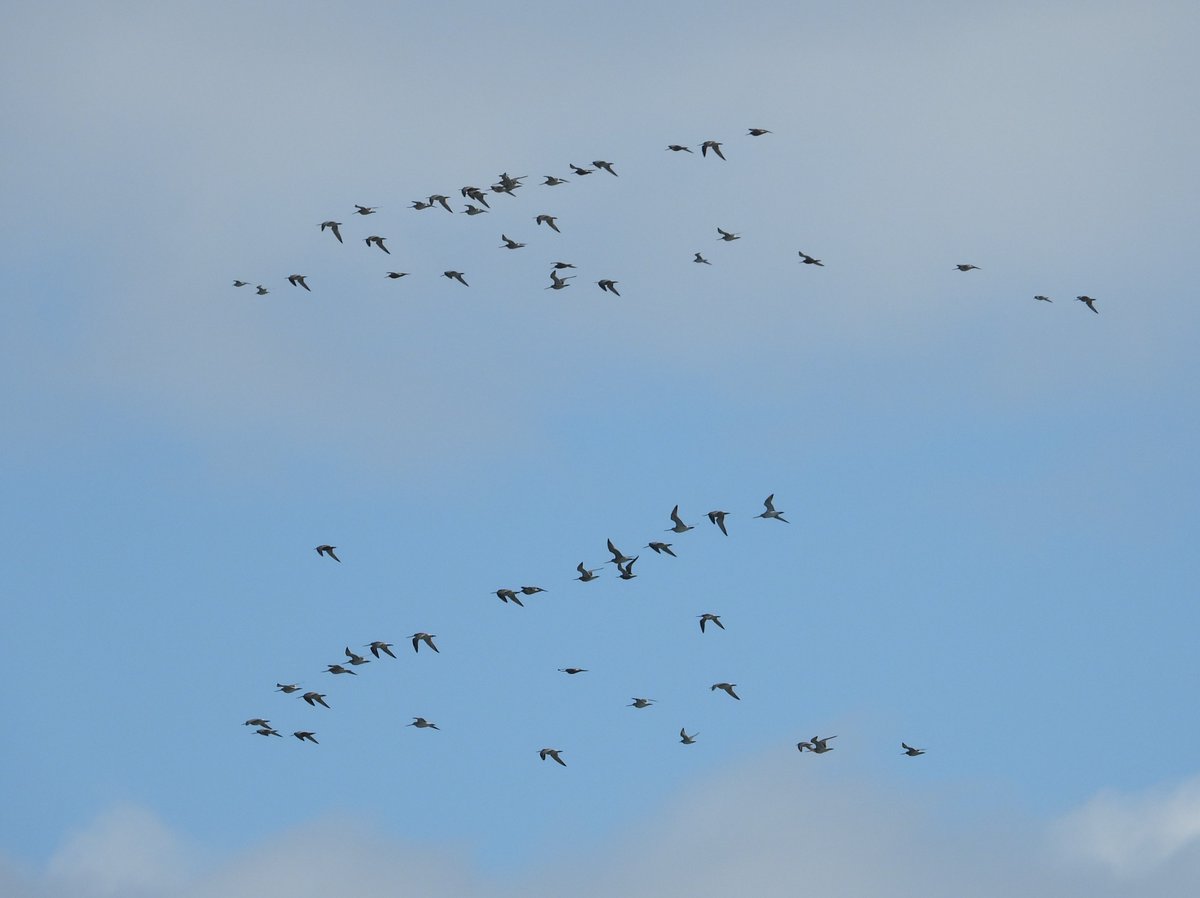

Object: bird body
[694,252,711,265]
[302,691,330,708]
[576,562,600,582]
[698,613,724,633]
[293,731,319,743]
[344,647,370,665]
[496,588,524,606]
[756,494,788,523]
[354,205,377,215]
[667,144,692,153]
[500,235,525,249]
[955,263,980,271]
[707,510,730,535]
[1077,295,1099,313]
[559,668,588,674]
[717,228,740,241]
[629,697,655,709]
[617,557,639,580]
[711,682,740,700]
[798,252,824,266]
[275,683,301,694]
[326,664,357,675]
[365,235,390,254]
[536,214,561,233]
[593,160,618,176]
[320,221,344,243]
[680,728,698,744]
[668,504,694,533]
[315,545,340,562]
[597,279,620,295]
[443,271,469,286]
[701,140,725,159]
[409,717,439,730]
[647,541,676,557]
[411,632,439,653]
[902,743,925,756]
[368,641,396,659]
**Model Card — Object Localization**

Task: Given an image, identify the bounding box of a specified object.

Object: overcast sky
[3,0,1199,893]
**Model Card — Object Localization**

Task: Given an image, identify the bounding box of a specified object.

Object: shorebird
[428,194,453,212]
[343,647,370,665]
[255,285,269,295]
[500,234,526,249]
[543,175,568,186]
[606,539,634,565]
[275,683,301,694]
[569,163,594,176]
[552,261,576,270]
[320,221,343,243]
[293,731,319,743]
[496,588,524,607]
[365,235,390,254]
[233,280,250,287]
[558,668,588,674]
[597,279,620,295]
[617,557,639,580]
[707,510,730,535]
[756,494,788,523]
[411,632,439,653]
[902,743,925,756]
[717,227,740,241]
[798,252,824,266]
[536,214,560,233]
[593,160,618,176]
[1034,295,1052,302]
[629,698,655,709]
[701,140,726,160]
[354,205,377,215]
[443,270,469,286]
[1077,295,1099,313]
[520,586,546,595]
[711,683,740,700]
[408,717,439,730]
[244,718,271,728]
[315,545,340,562]
[301,691,330,708]
[646,541,676,557]
[954,263,980,271]
[667,144,693,153]
[576,562,601,582]
[668,504,694,533]
[694,252,711,265]
[326,664,357,675]
[747,128,771,136]
[462,186,489,206]
[540,748,567,766]
[367,641,396,659]
[464,204,489,215]
[255,727,283,737]
[546,270,574,290]
[385,271,409,279]
[698,613,724,633]
[410,199,435,210]
[798,735,837,753]
[680,728,698,744]
[287,274,311,291]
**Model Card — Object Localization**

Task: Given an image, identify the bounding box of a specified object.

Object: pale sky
[3,1,1200,894]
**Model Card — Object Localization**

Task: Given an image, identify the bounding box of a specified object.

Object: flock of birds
[244,493,926,764]
[229,126,1103,314]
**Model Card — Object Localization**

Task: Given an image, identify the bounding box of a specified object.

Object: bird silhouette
[315,545,340,562]
[711,682,740,700]
[1077,295,1099,313]
[698,613,724,633]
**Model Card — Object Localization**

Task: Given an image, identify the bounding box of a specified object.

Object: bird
[747,128,771,136]
[700,140,726,160]
[694,252,711,265]
[558,668,588,675]
[385,271,410,279]
[569,163,594,176]
[954,263,980,271]
[293,731,319,744]
[232,280,250,287]
[592,160,618,176]
[462,186,489,206]
[606,539,634,565]
[343,647,370,666]
[576,562,601,582]
[367,641,396,659]
[707,510,730,535]
[275,683,301,694]
[717,228,740,241]
[1077,295,1099,313]
[408,717,440,730]
[646,541,676,557]
[496,588,524,607]
[667,144,693,153]
[411,632,439,653]
[255,727,283,737]
[540,748,567,766]
[500,234,525,249]
[428,194,453,212]
[698,613,724,633]
[353,205,377,215]
[629,698,655,709]
[315,545,340,562]
[546,270,574,290]
[520,586,546,595]
[443,271,469,286]
[319,221,344,243]
[536,214,561,233]
[902,743,925,756]
[244,718,272,728]
[365,235,390,254]
[255,285,269,295]
[756,494,788,523]
[287,274,311,292]
[668,504,694,533]
[551,261,576,270]
[1034,294,1052,302]
[410,199,435,210]
[798,735,837,753]
[617,557,639,580]
[464,204,489,215]
[711,683,740,700]
[597,279,620,295]
[543,175,568,186]
[326,664,357,675]
[680,728,698,744]
[301,691,330,708]
[798,252,824,266]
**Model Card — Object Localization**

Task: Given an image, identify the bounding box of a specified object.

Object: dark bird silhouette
[276,683,301,694]
[496,588,524,607]
[592,160,618,176]
[365,235,390,254]
[707,510,730,535]
[717,228,740,242]
[1077,295,1099,314]
[606,539,634,565]
[287,274,311,291]
[500,234,526,249]
[902,743,925,756]
[411,632,439,653]
[326,664,357,675]
[354,205,378,215]
[667,144,693,153]
[798,252,824,266]
[302,691,330,708]
[694,252,711,265]
[569,163,594,176]
[293,731,319,743]
[408,717,439,730]
[647,541,676,557]
[680,728,698,744]
[597,279,620,295]
[540,748,567,766]
[747,128,771,136]
[320,221,344,243]
[315,545,340,562]
[520,586,546,596]
[698,613,725,633]
[617,557,639,580]
[255,285,269,295]
[443,270,469,286]
[1034,295,1052,302]
[233,280,250,287]
[668,505,694,533]
[756,494,788,523]
[576,562,601,582]
[954,263,980,271]
[385,271,410,279]
[536,214,560,233]
[559,668,588,674]
[711,682,740,700]
[701,140,726,160]
[343,647,370,666]
[367,641,396,659]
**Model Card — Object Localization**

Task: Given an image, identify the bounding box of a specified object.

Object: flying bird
[500,234,526,249]
[546,270,574,290]
[496,588,524,606]
[293,731,319,744]
[287,274,311,291]
[233,280,249,287]
[629,698,655,709]
[443,270,469,286]
[365,235,390,254]
[902,743,926,756]
[315,545,340,562]
[756,494,788,523]
[428,194,453,212]
[606,539,634,565]
[646,541,676,557]
[1034,295,1052,302]
[410,199,435,210]
[539,748,567,766]
[667,144,692,153]
[326,664,357,675]
[569,163,594,176]
[367,641,396,659]
[551,261,576,270]
[576,562,601,582]
[711,683,740,700]
[668,504,694,533]
[717,228,740,241]
[385,271,410,279]
[597,279,620,295]
[543,175,568,186]
[694,252,711,265]
[520,586,546,595]
[747,128,771,136]
[255,727,283,737]
[302,691,330,708]
[698,613,724,633]
[275,683,301,694]
[244,718,272,728]
[559,668,588,675]
[592,160,618,176]
[320,221,344,243]
[680,728,698,744]
[617,557,639,580]
[408,717,440,730]
[798,252,824,266]
[411,632,439,653]
[700,140,725,160]
[353,205,377,215]
[707,510,730,535]
[536,214,561,233]
[255,285,269,295]
[954,263,980,271]
[343,647,370,665]
[1077,295,1099,313]
[798,735,837,753]
[464,204,489,215]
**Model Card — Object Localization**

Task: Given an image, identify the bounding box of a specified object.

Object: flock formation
[244,494,925,764]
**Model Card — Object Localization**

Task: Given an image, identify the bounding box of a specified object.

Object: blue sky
[4,1,1200,894]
